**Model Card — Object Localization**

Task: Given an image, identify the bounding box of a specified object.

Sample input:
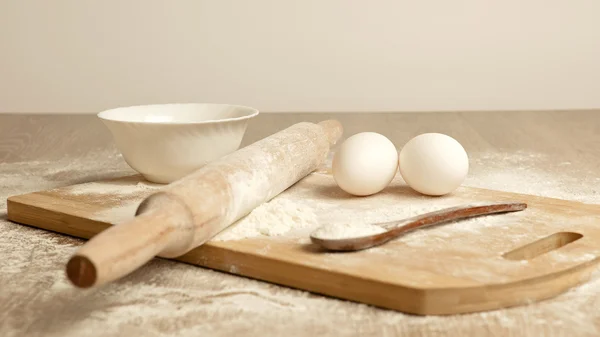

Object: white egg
[399,133,469,196]
[332,132,398,196]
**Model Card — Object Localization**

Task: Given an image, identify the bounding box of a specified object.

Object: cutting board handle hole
[502,232,583,261]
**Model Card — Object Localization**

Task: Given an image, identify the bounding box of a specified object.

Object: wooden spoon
[310,201,527,251]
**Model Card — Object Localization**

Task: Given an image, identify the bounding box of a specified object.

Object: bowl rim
[97,103,260,125]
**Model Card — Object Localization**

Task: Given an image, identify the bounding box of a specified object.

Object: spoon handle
[312,201,527,251]
[386,201,526,237]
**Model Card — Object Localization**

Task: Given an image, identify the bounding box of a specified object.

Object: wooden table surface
[1,111,599,337]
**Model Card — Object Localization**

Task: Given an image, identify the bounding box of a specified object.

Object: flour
[58,176,162,224]
[94,203,141,223]
[546,252,597,263]
[213,198,318,241]
[60,180,162,196]
[311,223,386,240]
[212,174,471,242]
[0,149,134,209]
[465,151,600,204]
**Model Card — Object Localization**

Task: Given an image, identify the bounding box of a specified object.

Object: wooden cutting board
[7,173,600,315]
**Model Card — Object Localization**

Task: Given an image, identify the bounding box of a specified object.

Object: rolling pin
[66,120,343,288]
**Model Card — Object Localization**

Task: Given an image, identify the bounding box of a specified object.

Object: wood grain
[7,173,600,315]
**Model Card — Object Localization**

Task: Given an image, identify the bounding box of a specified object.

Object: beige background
[1,0,599,113]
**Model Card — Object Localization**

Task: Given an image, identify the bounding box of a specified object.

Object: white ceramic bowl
[98,103,259,183]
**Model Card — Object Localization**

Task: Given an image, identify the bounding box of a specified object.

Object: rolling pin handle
[66,192,194,288]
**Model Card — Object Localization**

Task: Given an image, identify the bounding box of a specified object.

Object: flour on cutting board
[58,180,162,196]
[55,178,164,223]
[213,198,318,241]
[310,222,386,240]
[94,203,142,223]
[214,173,481,242]
[78,171,474,240]
[72,171,535,245]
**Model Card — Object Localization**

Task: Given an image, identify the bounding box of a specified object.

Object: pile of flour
[214,198,318,241]
[310,223,386,240]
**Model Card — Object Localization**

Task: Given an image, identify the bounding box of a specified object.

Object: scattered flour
[465,151,600,204]
[211,176,463,242]
[311,223,386,240]
[94,202,141,223]
[60,180,162,196]
[0,149,134,209]
[546,252,597,264]
[10,149,596,251]
[4,142,600,336]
